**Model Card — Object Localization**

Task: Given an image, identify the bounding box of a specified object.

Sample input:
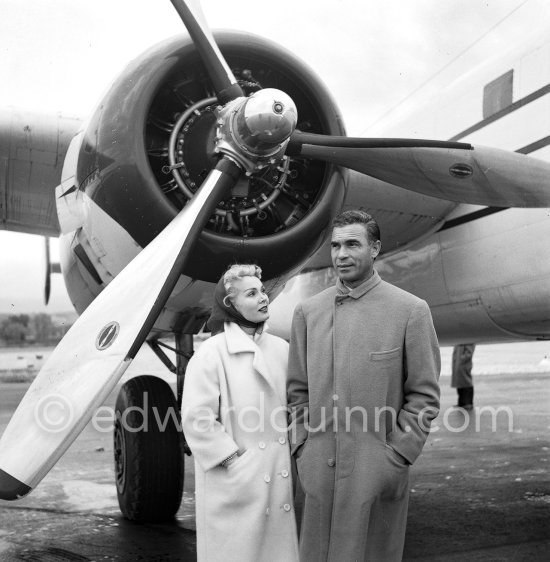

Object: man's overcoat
[451,344,476,388]
[182,322,299,562]
[288,271,440,562]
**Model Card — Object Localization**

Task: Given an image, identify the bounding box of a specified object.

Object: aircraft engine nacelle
[72,32,347,287]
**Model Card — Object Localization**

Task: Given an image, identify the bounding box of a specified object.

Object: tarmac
[0,371,549,561]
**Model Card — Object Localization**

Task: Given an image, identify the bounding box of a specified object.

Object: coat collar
[224,321,264,353]
[335,270,381,300]
[224,322,285,405]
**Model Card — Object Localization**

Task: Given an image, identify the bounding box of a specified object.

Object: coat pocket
[204,449,261,515]
[384,443,409,468]
[226,449,253,472]
[370,347,402,361]
[381,445,410,500]
[212,450,258,502]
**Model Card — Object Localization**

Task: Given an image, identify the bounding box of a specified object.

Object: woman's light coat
[182,322,299,562]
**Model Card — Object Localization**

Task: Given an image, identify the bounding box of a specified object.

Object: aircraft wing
[0,107,82,236]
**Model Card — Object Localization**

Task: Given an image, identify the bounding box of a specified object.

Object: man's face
[331,224,381,288]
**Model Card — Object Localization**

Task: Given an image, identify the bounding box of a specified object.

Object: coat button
[281,470,289,478]
[258,442,266,449]
[283,504,291,512]
[264,474,271,483]
[278,436,286,444]
[327,458,336,467]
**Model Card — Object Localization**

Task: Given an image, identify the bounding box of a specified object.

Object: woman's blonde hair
[222,264,262,307]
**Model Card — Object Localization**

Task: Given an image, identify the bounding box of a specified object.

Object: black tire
[114,375,185,522]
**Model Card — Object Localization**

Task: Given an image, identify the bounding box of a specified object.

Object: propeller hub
[238,88,297,146]
[215,88,298,173]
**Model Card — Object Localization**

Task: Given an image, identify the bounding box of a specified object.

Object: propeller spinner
[214,88,298,173]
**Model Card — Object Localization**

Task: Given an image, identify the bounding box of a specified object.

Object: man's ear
[372,240,381,259]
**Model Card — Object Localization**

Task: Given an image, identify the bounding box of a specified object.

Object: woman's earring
[223,295,232,308]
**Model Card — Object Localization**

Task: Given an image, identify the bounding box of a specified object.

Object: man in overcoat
[451,343,476,409]
[288,209,441,561]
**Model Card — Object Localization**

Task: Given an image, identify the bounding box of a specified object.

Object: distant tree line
[0,313,73,346]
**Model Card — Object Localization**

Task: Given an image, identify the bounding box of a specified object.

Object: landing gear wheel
[114,375,185,522]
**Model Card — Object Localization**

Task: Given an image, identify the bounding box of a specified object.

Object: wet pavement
[1,372,549,561]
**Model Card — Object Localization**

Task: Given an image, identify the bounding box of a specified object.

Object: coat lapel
[224,322,285,404]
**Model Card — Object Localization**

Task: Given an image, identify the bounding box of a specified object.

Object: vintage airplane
[1,0,549,524]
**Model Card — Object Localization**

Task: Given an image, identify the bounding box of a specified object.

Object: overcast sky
[0,0,547,314]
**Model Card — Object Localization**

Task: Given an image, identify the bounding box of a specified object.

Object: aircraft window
[483,70,513,118]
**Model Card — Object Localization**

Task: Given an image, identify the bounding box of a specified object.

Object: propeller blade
[0,157,241,500]
[288,132,550,208]
[44,237,51,305]
[169,0,244,103]
[44,237,62,305]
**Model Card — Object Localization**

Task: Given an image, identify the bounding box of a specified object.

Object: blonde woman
[181,264,299,562]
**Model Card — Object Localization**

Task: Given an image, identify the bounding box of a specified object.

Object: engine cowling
[75,32,347,283]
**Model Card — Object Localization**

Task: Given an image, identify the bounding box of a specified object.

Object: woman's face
[230,276,269,323]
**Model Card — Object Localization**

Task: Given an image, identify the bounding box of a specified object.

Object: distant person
[181,264,299,562]
[287,209,441,562]
[451,344,476,409]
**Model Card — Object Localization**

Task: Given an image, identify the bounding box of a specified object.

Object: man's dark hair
[332,209,380,244]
